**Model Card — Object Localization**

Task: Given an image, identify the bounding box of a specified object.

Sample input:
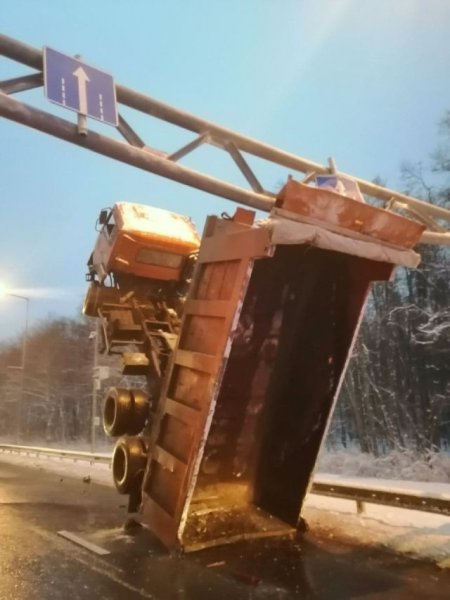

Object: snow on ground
[1,448,449,568]
[303,487,450,568]
[315,472,450,499]
[311,451,450,568]
[318,448,450,482]
[0,450,113,487]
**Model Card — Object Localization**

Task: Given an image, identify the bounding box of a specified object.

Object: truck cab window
[104,212,116,238]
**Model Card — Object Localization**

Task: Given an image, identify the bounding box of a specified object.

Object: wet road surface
[0,459,449,599]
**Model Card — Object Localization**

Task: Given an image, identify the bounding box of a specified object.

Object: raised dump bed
[138,183,424,551]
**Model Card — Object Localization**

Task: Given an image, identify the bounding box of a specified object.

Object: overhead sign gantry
[1,33,449,245]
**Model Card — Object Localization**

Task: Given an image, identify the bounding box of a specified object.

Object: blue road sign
[44,47,118,126]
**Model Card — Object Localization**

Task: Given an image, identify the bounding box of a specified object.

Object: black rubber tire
[112,436,147,495]
[103,387,150,437]
[103,387,133,437]
[130,389,150,434]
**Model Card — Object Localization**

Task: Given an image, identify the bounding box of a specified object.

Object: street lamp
[0,286,29,442]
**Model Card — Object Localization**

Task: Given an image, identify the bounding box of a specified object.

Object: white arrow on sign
[73,66,90,116]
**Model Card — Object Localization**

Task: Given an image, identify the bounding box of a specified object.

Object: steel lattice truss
[1,33,450,245]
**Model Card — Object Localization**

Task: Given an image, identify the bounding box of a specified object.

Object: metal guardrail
[1,444,449,517]
[311,480,450,517]
[0,443,110,464]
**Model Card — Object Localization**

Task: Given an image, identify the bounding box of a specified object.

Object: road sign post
[44,47,118,126]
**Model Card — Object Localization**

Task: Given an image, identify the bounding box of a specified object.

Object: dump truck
[0,31,447,554]
[83,176,425,552]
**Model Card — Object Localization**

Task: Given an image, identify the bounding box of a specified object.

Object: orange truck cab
[88,202,200,284]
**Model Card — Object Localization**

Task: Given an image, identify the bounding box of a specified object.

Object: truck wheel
[103,387,150,437]
[131,389,150,433]
[112,436,147,495]
[103,387,133,437]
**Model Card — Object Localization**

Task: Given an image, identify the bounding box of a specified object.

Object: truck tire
[103,387,149,437]
[112,436,147,495]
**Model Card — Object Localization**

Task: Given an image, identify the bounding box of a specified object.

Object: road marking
[73,552,156,599]
[72,66,90,115]
[99,93,104,120]
[31,524,155,599]
[58,530,110,555]
[61,78,66,106]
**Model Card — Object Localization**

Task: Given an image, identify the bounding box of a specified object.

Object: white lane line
[31,524,154,599]
[61,78,66,106]
[57,530,110,555]
[99,93,104,120]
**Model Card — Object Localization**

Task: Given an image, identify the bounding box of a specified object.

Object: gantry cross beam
[1,33,450,245]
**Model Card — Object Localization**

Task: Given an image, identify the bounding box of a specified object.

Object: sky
[1,0,450,342]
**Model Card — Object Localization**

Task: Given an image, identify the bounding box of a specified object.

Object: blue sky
[1,0,450,341]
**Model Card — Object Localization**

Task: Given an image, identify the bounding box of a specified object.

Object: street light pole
[91,319,99,453]
[7,293,29,442]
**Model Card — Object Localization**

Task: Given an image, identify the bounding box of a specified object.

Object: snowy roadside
[0,450,113,487]
[1,451,449,568]
[303,490,450,569]
[317,448,450,483]
[315,471,450,499]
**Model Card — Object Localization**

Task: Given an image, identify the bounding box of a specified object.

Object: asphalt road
[0,459,449,599]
